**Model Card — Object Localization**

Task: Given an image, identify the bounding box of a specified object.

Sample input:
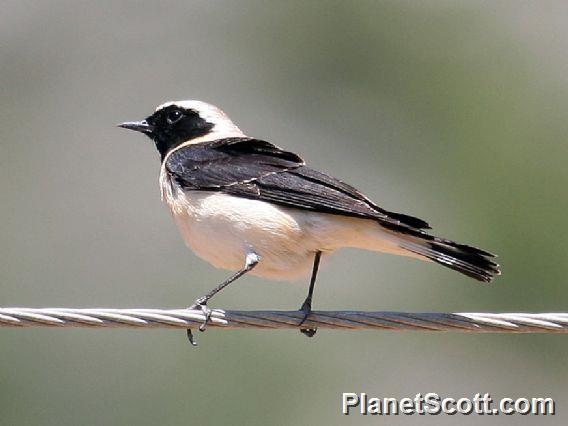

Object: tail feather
[398,236,500,283]
[375,220,500,282]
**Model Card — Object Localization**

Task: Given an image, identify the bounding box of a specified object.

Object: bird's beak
[117,120,154,134]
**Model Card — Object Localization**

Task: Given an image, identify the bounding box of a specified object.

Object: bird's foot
[186,298,213,346]
[299,298,317,338]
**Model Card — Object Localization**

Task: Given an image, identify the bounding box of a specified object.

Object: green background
[1,1,566,424]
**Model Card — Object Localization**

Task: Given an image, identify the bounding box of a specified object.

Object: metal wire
[1,308,568,333]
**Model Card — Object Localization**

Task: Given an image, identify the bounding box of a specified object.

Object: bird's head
[119,100,244,160]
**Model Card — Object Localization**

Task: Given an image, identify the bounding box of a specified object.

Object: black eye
[166,109,183,125]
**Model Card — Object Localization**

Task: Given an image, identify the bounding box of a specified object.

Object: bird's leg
[298,251,322,338]
[186,252,260,346]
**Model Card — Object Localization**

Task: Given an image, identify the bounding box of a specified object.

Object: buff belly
[163,182,421,281]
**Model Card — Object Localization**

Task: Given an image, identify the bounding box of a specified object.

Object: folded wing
[166,137,430,230]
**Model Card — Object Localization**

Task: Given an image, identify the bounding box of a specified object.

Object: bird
[118,100,500,343]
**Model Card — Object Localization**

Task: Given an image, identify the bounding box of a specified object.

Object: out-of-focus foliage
[1,1,567,425]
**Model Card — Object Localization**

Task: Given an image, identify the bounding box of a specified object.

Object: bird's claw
[299,299,317,338]
[190,301,212,331]
[186,300,213,346]
[186,328,198,346]
[300,328,317,338]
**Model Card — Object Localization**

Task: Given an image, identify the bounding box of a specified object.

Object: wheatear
[119,100,500,343]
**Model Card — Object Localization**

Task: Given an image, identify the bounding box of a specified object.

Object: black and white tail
[371,218,500,282]
[397,234,500,283]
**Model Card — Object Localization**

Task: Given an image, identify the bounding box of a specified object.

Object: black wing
[166,138,430,230]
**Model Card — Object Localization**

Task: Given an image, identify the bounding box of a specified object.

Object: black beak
[117,120,154,134]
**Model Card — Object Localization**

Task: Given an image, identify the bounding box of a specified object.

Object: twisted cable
[1,308,568,333]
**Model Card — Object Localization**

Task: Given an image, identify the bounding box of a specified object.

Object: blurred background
[1,1,567,424]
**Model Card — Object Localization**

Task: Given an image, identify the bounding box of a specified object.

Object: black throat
[146,105,215,161]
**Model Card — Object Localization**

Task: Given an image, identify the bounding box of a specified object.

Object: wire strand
[1,308,568,333]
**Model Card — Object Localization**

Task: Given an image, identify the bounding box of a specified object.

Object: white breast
[160,168,313,279]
